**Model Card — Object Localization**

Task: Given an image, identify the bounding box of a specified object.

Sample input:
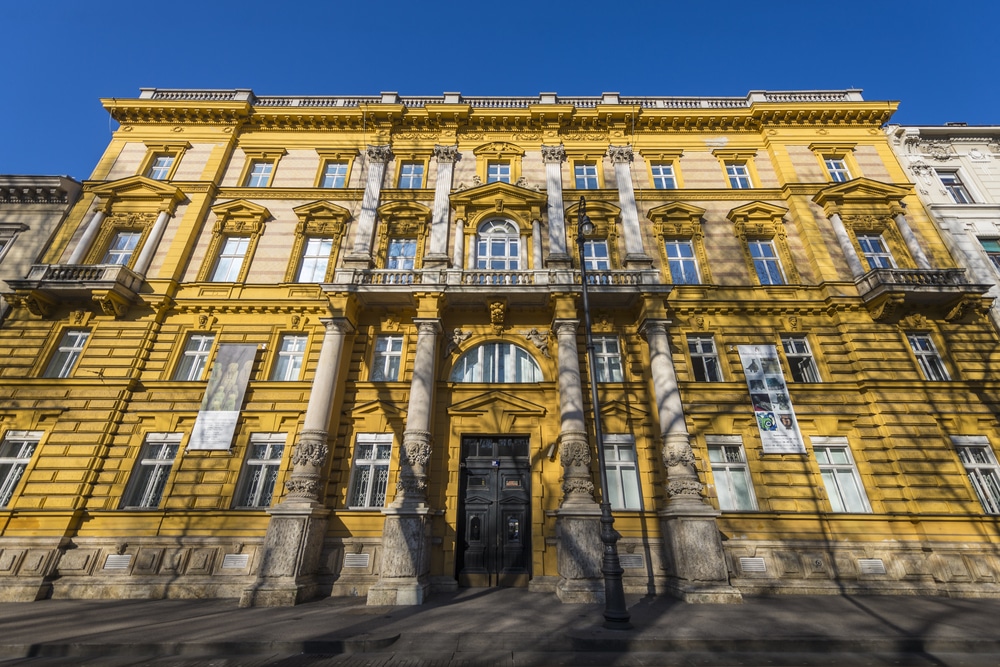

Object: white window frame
[812,436,871,513]
[665,239,700,284]
[348,433,393,508]
[726,162,752,189]
[824,157,851,183]
[234,433,287,508]
[907,333,950,381]
[979,239,1000,274]
[244,160,274,188]
[450,343,542,383]
[43,329,90,378]
[147,155,175,180]
[121,433,182,509]
[210,236,250,282]
[707,436,757,511]
[857,234,896,270]
[781,336,821,383]
[952,436,1000,514]
[583,239,610,271]
[371,335,403,381]
[0,431,41,508]
[271,334,307,382]
[174,333,215,381]
[102,230,142,266]
[602,434,641,510]
[486,160,511,183]
[688,335,722,382]
[650,163,676,189]
[397,162,424,189]
[594,336,624,383]
[387,238,417,270]
[937,170,974,204]
[296,237,333,282]
[748,239,786,285]
[320,161,348,188]
[574,162,599,189]
[476,219,521,271]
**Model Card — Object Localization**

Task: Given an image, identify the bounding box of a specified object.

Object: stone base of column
[239,503,330,608]
[422,253,450,268]
[659,506,742,604]
[342,253,374,270]
[366,508,431,606]
[555,507,605,603]
[545,254,572,269]
[623,253,654,270]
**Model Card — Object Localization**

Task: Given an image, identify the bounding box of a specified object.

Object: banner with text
[738,345,806,454]
[189,344,257,451]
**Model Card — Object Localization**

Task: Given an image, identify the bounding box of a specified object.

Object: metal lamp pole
[576,196,632,630]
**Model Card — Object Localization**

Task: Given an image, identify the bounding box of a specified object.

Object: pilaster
[344,145,393,268]
[542,145,571,267]
[425,145,459,267]
[608,145,652,269]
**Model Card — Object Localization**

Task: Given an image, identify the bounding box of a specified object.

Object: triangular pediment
[376,200,432,222]
[448,390,548,417]
[293,200,352,223]
[726,201,788,224]
[646,202,706,223]
[565,198,621,220]
[812,177,910,208]
[599,399,649,421]
[90,175,185,211]
[450,181,547,208]
[352,398,406,419]
[211,199,271,221]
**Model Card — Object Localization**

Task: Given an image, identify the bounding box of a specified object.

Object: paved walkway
[1,589,999,665]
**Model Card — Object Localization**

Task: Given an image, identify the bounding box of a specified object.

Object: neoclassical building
[2,89,1000,605]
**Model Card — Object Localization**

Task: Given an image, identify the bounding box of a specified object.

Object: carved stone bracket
[488,300,506,334]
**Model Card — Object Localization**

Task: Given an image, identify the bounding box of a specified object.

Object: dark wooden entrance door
[457,435,531,587]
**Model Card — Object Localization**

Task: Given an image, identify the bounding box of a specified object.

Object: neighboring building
[886,124,1000,330]
[2,89,1000,606]
[0,176,81,321]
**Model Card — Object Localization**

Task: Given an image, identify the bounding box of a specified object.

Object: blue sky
[3,0,996,181]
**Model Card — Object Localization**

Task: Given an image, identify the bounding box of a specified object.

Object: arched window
[450,343,541,383]
[476,219,520,270]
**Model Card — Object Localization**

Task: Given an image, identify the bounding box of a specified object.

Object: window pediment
[293,201,352,236]
[648,202,705,237]
[451,181,545,226]
[210,199,271,236]
[89,175,185,214]
[812,178,909,217]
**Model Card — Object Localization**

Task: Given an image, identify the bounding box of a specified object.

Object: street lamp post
[576,196,632,630]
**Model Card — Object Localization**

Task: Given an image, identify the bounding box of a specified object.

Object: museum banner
[188,344,257,451]
[738,345,806,454]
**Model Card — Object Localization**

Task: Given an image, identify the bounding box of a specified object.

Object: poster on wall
[738,345,806,454]
[188,344,257,451]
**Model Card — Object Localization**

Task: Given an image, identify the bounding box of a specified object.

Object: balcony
[7,264,144,318]
[855,268,993,322]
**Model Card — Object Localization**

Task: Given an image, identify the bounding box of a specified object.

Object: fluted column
[829,212,866,279]
[67,207,106,264]
[346,145,393,265]
[894,211,931,269]
[608,145,651,268]
[393,319,441,510]
[542,145,570,266]
[426,145,459,267]
[131,210,171,276]
[553,319,596,507]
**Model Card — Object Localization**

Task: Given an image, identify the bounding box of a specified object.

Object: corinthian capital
[607,145,634,164]
[366,144,394,163]
[433,144,461,163]
[541,144,567,164]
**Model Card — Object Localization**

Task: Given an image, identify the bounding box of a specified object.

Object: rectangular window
[650,163,676,189]
[726,162,752,189]
[938,171,974,204]
[907,333,949,381]
[174,333,215,381]
[147,155,175,180]
[397,162,424,189]
[953,437,1000,514]
[583,239,609,270]
[594,336,624,383]
[824,158,851,183]
[244,160,273,187]
[121,433,181,509]
[980,239,1000,273]
[857,234,896,269]
[43,330,89,378]
[320,161,348,188]
[271,335,307,381]
[665,239,700,284]
[371,335,403,381]
[603,435,641,510]
[348,433,393,508]
[487,161,511,183]
[387,238,417,270]
[688,335,722,382]
[748,239,785,285]
[707,439,756,511]
[296,237,333,282]
[781,336,820,383]
[574,163,599,189]
[814,440,870,513]
[102,230,141,266]
[0,431,40,508]
[234,433,286,508]
[210,236,250,282]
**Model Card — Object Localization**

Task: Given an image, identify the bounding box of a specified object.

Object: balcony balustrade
[7,263,143,318]
[855,268,993,322]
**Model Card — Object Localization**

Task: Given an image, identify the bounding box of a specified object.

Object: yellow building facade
[2,89,1000,605]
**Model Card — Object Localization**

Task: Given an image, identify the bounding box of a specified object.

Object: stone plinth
[555,507,604,603]
[659,505,742,604]
[366,508,431,606]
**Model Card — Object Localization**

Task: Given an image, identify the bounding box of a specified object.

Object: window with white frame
[824,157,851,183]
[952,436,1000,514]
[602,435,641,510]
[0,227,20,263]
[234,433,286,508]
[907,333,949,381]
[0,431,41,508]
[979,239,1000,273]
[665,239,700,284]
[476,219,520,270]
[748,239,786,285]
[487,161,511,183]
[147,155,175,180]
[650,163,676,189]
[450,343,542,383]
[348,433,393,508]
[781,336,820,383]
[271,334,307,381]
[857,234,896,269]
[174,333,215,381]
[296,237,333,282]
[937,170,974,204]
[387,238,417,270]
[726,162,752,189]
[121,433,181,509]
[813,438,870,513]
[707,437,757,511]
[582,239,609,271]
[244,160,274,187]
[594,336,624,382]
[397,162,424,189]
[574,162,599,189]
[102,230,141,266]
[210,236,250,282]
[43,329,90,378]
[320,161,348,188]
[688,335,722,382]
[371,335,403,381]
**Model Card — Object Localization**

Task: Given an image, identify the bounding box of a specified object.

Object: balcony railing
[855,268,992,321]
[11,263,144,293]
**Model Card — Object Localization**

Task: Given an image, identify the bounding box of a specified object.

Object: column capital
[551,318,579,337]
[638,318,671,339]
[413,318,443,336]
[541,144,567,164]
[366,144,394,163]
[320,317,355,334]
[433,144,461,163]
[607,145,634,164]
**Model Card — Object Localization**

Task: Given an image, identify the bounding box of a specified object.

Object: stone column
[542,145,571,267]
[608,146,651,269]
[641,320,741,603]
[426,145,459,267]
[532,219,543,270]
[67,207,106,264]
[452,219,465,269]
[131,210,171,276]
[829,212,866,279]
[240,317,354,607]
[894,212,931,269]
[552,318,604,603]
[368,318,441,606]
[345,145,393,267]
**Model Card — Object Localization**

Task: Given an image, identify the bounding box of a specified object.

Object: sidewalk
[1,589,999,665]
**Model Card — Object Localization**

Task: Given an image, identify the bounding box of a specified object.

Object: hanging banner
[188,344,257,451]
[738,345,806,454]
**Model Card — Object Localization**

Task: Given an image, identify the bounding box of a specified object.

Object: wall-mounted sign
[189,344,257,451]
[738,345,806,454]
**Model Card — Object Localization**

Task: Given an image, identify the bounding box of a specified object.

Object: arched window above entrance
[476,219,521,270]
[450,342,541,383]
